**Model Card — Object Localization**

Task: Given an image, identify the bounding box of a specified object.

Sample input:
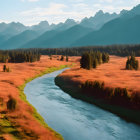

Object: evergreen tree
[7,96,17,111]
[3,65,6,72]
[60,55,64,61]
[49,55,52,60]
[66,55,69,62]
[102,53,109,63]
[126,55,139,70]
[80,52,93,70]
[93,58,98,68]
[80,51,109,70]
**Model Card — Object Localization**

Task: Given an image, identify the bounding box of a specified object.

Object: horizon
[0,0,140,26]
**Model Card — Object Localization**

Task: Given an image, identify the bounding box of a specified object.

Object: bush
[102,53,109,63]
[126,55,139,70]
[60,55,64,61]
[81,80,130,104]
[3,65,6,72]
[131,93,140,108]
[114,88,128,98]
[81,80,105,97]
[3,65,11,72]
[7,96,17,111]
[66,55,69,62]
[49,55,52,60]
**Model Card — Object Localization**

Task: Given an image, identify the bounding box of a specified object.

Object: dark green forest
[0,44,140,63]
[80,51,109,70]
[33,44,140,56]
[0,50,40,63]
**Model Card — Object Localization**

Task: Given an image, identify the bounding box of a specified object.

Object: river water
[24,69,140,140]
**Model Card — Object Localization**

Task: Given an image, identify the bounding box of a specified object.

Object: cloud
[21,0,39,2]
[99,0,113,3]
[17,0,140,25]
[21,3,67,16]
[28,0,39,1]
[0,19,9,23]
[20,3,69,24]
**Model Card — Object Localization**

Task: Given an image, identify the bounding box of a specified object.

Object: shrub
[102,53,109,63]
[6,67,10,72]
[3,65,11,72]
[131,93,140,108]
[49,55,52,60]
[126,55,139,70]
[81,80,105,97]
[3,65,6,72]
[7,96,17,111]
[114,88,128,98]
[81,80,130,104]
[60,55,64,61]
[66,55,69,62]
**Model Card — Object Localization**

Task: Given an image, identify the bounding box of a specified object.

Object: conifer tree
[3,65,6,72]
[126,55,139,70]
[66,55,69,62]
[60,55,64,61]
[80,52,93,70]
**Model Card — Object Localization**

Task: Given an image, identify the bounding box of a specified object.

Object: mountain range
[0,4,140,49]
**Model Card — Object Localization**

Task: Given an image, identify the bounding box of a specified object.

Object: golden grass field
[0,55,140,139]
[0,55,78,140]
[59,56,140,96]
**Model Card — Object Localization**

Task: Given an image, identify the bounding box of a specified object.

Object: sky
[0,0,140,26]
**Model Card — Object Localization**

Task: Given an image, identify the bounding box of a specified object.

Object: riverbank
[55,56,140,124]
[0,55,76,140]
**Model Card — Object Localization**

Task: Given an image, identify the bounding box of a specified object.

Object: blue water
[24,69,140,140]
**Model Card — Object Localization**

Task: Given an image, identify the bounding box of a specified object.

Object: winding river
[24,69,140,140]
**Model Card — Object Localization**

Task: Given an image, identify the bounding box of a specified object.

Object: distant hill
[21,30,59,48]
[31,21,50,34]
[72,15,140,46]
[0,34,8,45]
[0,30,39,49]
[22,25,92,48]
[0,22,28,38]
[80,10,119,30]
[52,19,77,31]
[0,4,140,49]
[0,23,8,33]
[30,19,77,34]
[72,4,140,46]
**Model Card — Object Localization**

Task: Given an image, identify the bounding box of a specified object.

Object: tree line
[34,44,140,56]
[0,50,41,63]
[80,51,109,70]
[0,44,140,63]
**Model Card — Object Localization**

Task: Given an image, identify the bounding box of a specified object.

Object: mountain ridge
[0,4,140,49]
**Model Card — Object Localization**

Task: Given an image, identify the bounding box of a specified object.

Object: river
[24,69,140,140]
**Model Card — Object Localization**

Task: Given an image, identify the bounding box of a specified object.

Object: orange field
[0,55,140,139]
[59,56,140,95]
[0,55,77,140]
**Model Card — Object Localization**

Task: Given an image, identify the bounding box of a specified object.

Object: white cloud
[28,0,39,1]
[0,20,9,23]
[21,3,67,16]
[21,0,39,2]
[16,0,140,25]
[99,0,113,3]
[20,2,94,24]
